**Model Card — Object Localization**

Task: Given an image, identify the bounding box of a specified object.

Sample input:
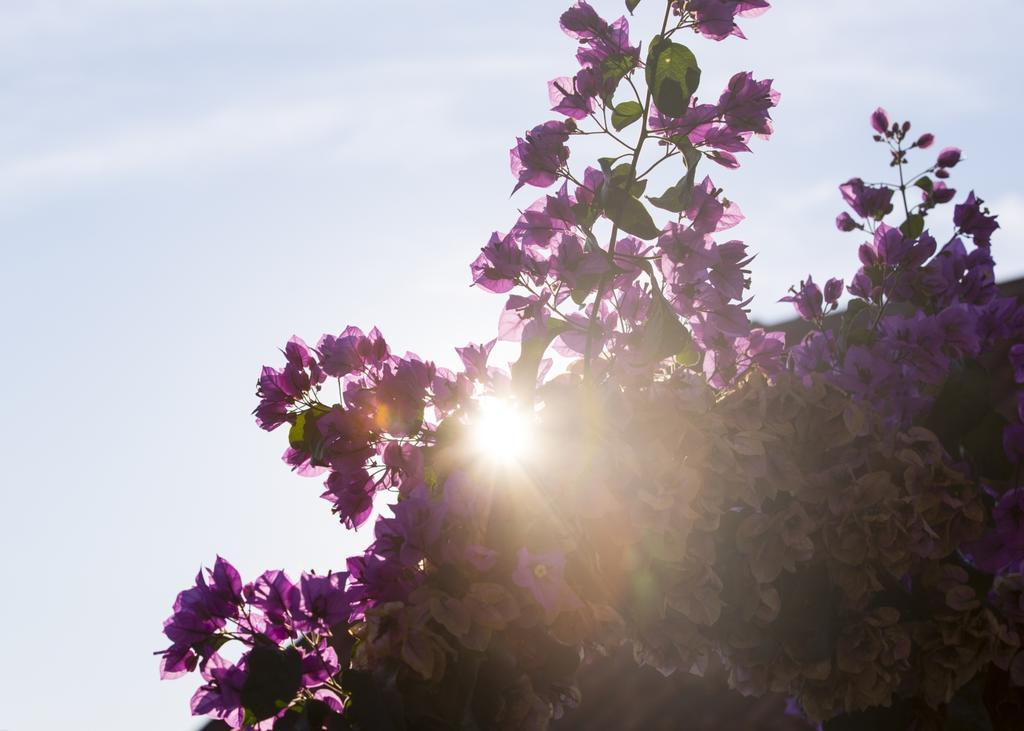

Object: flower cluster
[162,2,1024,729]
[159,557,351,728]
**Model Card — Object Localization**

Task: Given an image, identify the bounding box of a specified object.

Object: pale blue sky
[1,1,1021,729]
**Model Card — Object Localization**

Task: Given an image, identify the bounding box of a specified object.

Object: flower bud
[823,277,844,305]
[937,147,961,168]
[835,212,860,232]
[915,133,934,149]
[870,107,890,134]
[931,183,956,204]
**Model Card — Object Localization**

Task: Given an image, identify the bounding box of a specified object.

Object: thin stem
[583,0,676,379]
[895,143,911,218]
[636,148,679,180]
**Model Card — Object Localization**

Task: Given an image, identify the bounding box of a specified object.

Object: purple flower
[463,544,498,572]
[791,330,837,379]
[323,467,376,528]
[834,345,894,397]
[847,270,877,302]
[648,102,719,138]
[162,609,219,653]
[1005,424,1024,466]
[347,551,419,613]
[316,406,375,471]
[455,340,495,382]
[511,547,582,620]
[873,223,913,267]
[158,642,198,679]
[708,239,751,301]
[823,277,844,306]
[870,107,889,134]
[658,223,717,281]
[915,133,934,149]
[471,231,528,293]
[254,342,325,432]
[969,487,1024,572]
[716,72,779,136]
[560,1,639,68]
[512,184,576,250]
[190,654,247,727]
[1010,344,1024,384]
[317,326,367,378]
[682,0,771,42]
[549,233,610,289]
[548,76,593,120]
[161,557,245,669]
[936,146,961,168]
[929,181,956,204]
[835,211,861,232]
[254,368,295,431]
[734,327,785,380]
[839,178,894,220]
[297,572,351,632]
[249,569,301,641]
[510,120,572,192]
[935,304,980,359]
[953,192,999,247]
[686,176,744,233]
[559,1,608,39]
[371,359,430,437]
[780,277,823,321]
[300,640,340,686]
[382,442,424,491]
[373,485,446,567]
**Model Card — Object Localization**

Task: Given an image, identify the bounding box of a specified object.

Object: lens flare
[471,397,533,464]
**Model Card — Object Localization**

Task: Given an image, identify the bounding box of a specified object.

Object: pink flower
[511,547,581,620]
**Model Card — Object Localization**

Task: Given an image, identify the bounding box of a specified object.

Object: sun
[470,397,534,464]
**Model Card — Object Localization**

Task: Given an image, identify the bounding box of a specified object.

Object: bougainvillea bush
[159,1,1024,729]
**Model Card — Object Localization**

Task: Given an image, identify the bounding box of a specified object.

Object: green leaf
[569,268,605,305]
[843,297,870,322]
[901,213,925,239]
[648,178,688,213]
[962,412,1014,481]
[570,287,591,306]
[605,162,648,197]
[287,412,308,450]
[914,176,934,193]
[944,676,994,731]
[648,136,701,212]
[674,340,701,368]
[597,160,659,238]
[511,318,573,398]
[645,37,701,117]
[241,646,303,721]
[925,359,1008,476]
[572,201,599,230]
[272,700,336,731]
[602,185,661,239]
[597,156,621,175]
[633,289,693,364]
[611,100,643,131]
[625,0,641,12]
[287,404,330,451]
[607,162,634,187]
[599,54,637,102]
[341,669,406,731]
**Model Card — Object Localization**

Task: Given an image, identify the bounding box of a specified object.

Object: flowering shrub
[160,1,1024,729]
